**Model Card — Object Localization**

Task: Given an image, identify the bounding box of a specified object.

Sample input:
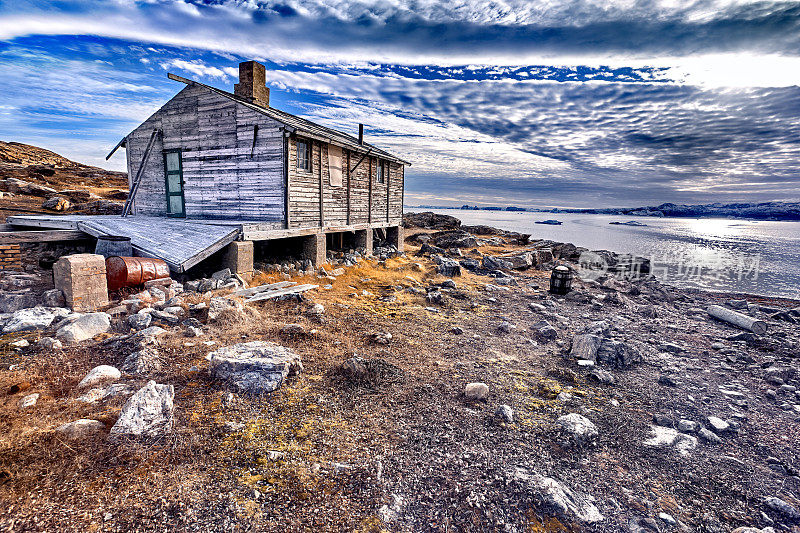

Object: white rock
[56,312,111,343]
[207,296,243,321]
[2,306,70,333]
[77,365,121,389]
[706,416,730,433]
[556,413,599,444]
[643,425,698,457]
[57,419,105,439]
[464,382,489,401]
[19,393,39,409]
[109,380,174,438]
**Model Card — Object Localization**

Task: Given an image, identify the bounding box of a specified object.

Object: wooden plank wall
[126,85,285,222]
[126,83,403,228]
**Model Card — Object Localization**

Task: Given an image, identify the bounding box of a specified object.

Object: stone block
[222,241,254,280]
[302,233,326,267]
[53,253,108,312]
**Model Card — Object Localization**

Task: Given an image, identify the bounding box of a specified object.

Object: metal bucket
[95,235,132,258]
[105,256,170,291]
[549,265,573,295]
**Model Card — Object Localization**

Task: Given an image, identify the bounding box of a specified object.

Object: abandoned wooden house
[6,61,407,278]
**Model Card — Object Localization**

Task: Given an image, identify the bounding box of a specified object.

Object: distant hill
[0,141,128,221]
[0,141,127,189]
[539,201,800,221]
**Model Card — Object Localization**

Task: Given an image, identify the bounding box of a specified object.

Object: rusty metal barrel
[105,256,170,291]
[549,265,573,295]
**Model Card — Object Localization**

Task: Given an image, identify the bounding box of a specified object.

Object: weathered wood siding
[126,83,404,227]
[126,85,285,221]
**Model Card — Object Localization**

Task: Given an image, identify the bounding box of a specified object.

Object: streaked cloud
[0,1,798,206]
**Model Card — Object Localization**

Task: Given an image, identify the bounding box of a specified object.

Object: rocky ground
[0,213,799,532]
[0,141,127,221]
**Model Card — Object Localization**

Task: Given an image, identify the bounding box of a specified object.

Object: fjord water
[427,209,800,300]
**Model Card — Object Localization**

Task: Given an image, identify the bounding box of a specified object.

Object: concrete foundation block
[223,241,254,281]
[387,226,404,253]
[53,254,109,312]
[354,229,373,256]
[302,233,326,267]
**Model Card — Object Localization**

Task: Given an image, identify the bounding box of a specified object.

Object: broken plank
[233,281,296,297]
[246,284,319,302]
[0,230,90,244]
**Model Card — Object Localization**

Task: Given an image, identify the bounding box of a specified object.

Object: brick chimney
[234,61,270,108]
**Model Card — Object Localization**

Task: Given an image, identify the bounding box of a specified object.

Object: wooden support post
[318,141,324,227]
[368,156,373,224]
[346,150,351,225]
[386,163,391,222]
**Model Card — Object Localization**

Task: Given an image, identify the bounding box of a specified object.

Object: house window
[377,159,386,184]
[296,139,310,171]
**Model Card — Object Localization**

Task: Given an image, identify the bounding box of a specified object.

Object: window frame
[376,159,386,184]
[296,139,311,172]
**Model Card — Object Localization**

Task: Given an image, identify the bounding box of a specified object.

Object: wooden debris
[245,284,319,302]
[707,305,767,335]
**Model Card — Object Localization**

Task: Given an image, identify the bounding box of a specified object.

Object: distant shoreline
[407,202,800,222]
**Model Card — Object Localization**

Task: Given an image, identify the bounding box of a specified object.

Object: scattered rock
[185,326,203,337]
[764,496,800,519]
[587,369,615,385]
[77,365,121,389]
[56,419,105,439]
[706,416,731,433]
[510,468,604,524]
[643,425,698,456]
[109,381,174,438]
[556,413,599,446]
[370,331,392,345]
[464,382,489,401]
[19,393,39,409]
[41,289,66,307]
[531,319,557,341]
[208,341,303,395]
[495,404,514,424]
[128,313,152,330]
[698,427,722,443]
[121,347,161,375]
[207,297,244,321]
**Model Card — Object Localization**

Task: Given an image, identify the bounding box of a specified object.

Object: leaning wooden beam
[0,230,90,244]
[105,136,126,161]
[707,305,767,335]
[245,284,319,302]
[122,128,160,218]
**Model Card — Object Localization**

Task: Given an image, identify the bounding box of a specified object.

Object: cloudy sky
[0,1,799,208]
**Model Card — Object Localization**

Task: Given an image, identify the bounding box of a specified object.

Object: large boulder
[437,258,461,277]
[121,347,161,375]
[2,306,70,333]
[403,212,461,229]
[496,251,533,270]
[596,339,641,368]
[431,230,478,249]
[208,341,302,395]
[482,255,514,271]
[56,312,111,343]
[109,380,174,438]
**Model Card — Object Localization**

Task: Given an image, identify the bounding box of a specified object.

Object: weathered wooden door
[163,150,185,217]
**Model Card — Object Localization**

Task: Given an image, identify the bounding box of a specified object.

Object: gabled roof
[165,73,409,165]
